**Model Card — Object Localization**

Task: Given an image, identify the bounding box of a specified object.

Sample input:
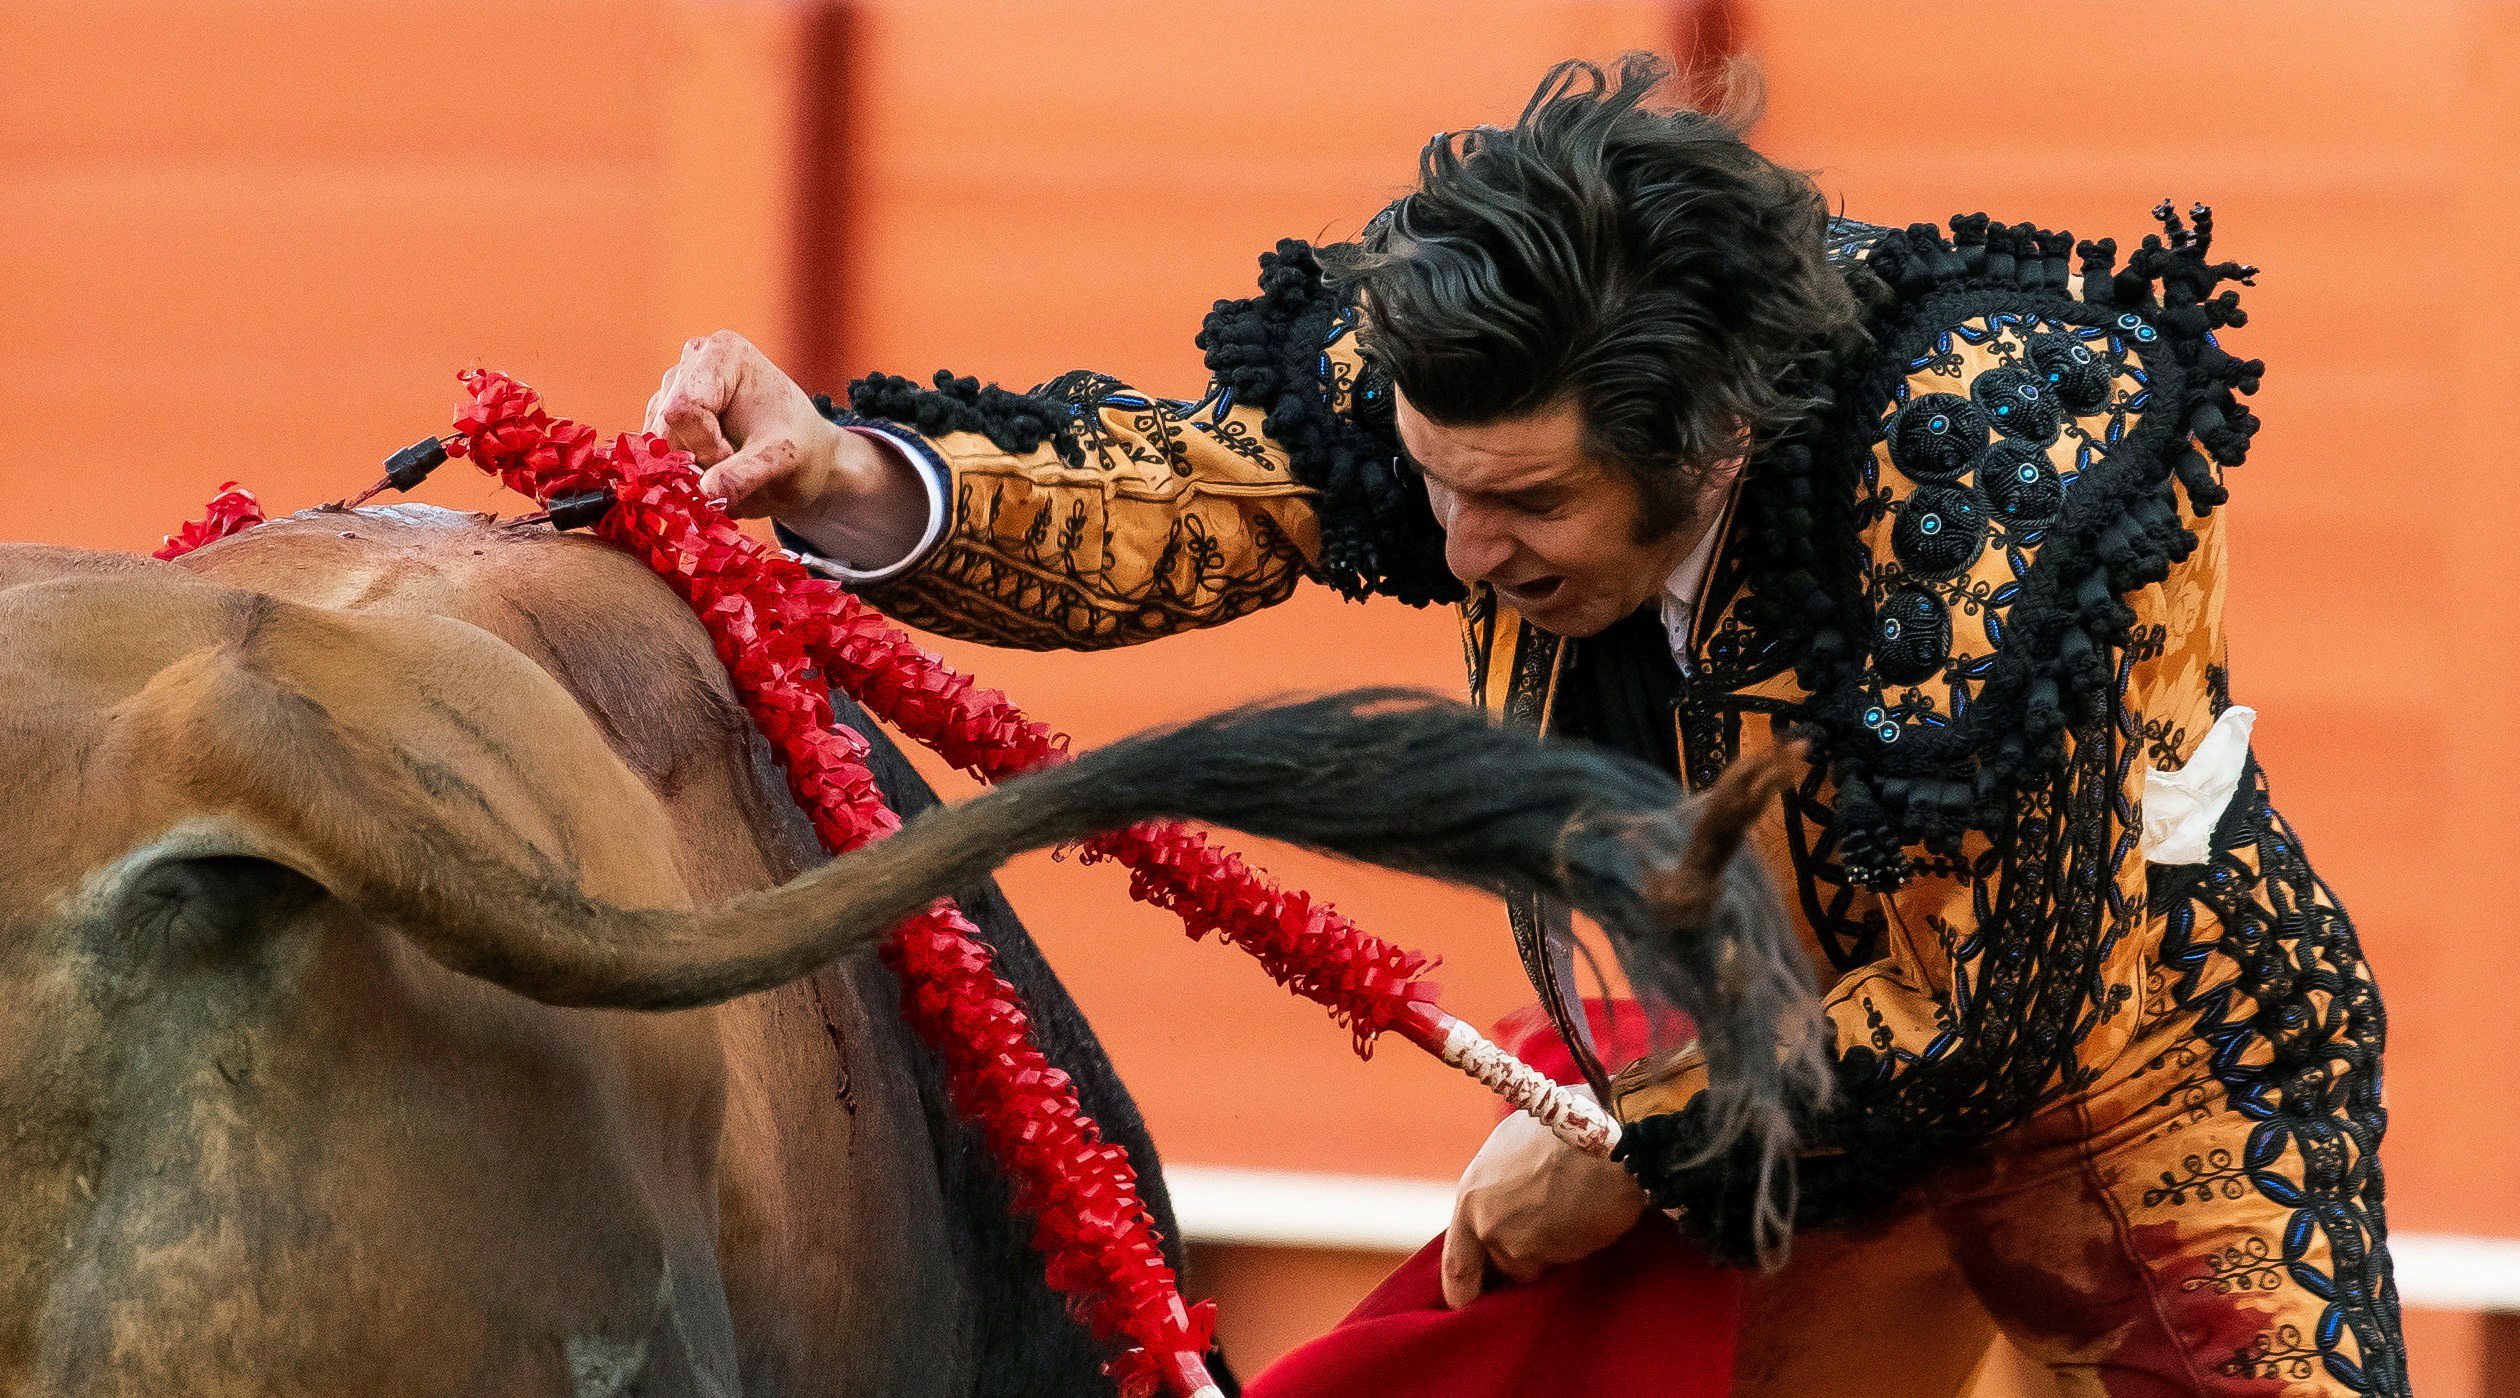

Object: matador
[646,54,2400,1398]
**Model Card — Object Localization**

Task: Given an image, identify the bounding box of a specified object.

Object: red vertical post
[788,0,863,398]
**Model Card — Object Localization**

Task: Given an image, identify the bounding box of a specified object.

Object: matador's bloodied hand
[644,330,931,567]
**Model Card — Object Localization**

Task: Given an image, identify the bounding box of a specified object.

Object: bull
[0,505,1803,1396]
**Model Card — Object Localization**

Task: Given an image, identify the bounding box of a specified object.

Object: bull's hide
[0,507,1179,1398]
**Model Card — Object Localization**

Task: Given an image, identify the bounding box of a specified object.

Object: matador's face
[1394,389,1716,638]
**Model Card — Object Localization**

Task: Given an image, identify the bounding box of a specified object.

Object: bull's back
[178,507,981,1397]
[183,506,768,864]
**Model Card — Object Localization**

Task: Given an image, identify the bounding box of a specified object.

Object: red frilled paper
[447,370,1210,1395]
[154,482,266,559]
[765,493,1446,1054]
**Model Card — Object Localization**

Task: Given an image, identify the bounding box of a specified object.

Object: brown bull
[0,505,1814,1397]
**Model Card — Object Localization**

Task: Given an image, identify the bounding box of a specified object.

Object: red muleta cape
[1246,1001,1739,1398]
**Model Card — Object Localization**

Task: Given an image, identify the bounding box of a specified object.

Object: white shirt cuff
[2138,705,2256,865]
[777,424,949,585]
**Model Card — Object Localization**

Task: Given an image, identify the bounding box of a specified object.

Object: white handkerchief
[2138,705,2257,865]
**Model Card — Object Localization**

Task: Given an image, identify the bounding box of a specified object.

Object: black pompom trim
[1195,239,1462,606]
[838,372,1073,463]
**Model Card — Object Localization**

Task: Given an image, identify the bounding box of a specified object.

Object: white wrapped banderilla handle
[1391,1003,1622,1158]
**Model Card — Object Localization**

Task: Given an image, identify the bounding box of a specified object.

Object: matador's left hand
[1440,1088,1648,1309]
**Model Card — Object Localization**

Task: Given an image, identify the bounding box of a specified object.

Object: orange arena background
[6,3,2516,1392]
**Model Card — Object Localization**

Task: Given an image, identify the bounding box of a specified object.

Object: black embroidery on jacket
[1619,205,2274,1254]
[837,241,1461,609]
[2151,762,2402,1394]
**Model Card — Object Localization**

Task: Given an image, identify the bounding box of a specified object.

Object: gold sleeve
[843,369,1336,651]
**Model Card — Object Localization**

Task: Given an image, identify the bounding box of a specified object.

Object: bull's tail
[221,680,1827,1188]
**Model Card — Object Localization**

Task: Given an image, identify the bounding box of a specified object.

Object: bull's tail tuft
[1002,688,1831,1240]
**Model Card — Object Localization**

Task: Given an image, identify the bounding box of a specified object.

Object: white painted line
[2391,1233,2520,1312]
[1165,1165,1451,1253]
[1165,1165,2520,1312]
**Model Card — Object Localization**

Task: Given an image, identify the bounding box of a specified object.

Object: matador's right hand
[643,331,934,572]
[643,330,854,520]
